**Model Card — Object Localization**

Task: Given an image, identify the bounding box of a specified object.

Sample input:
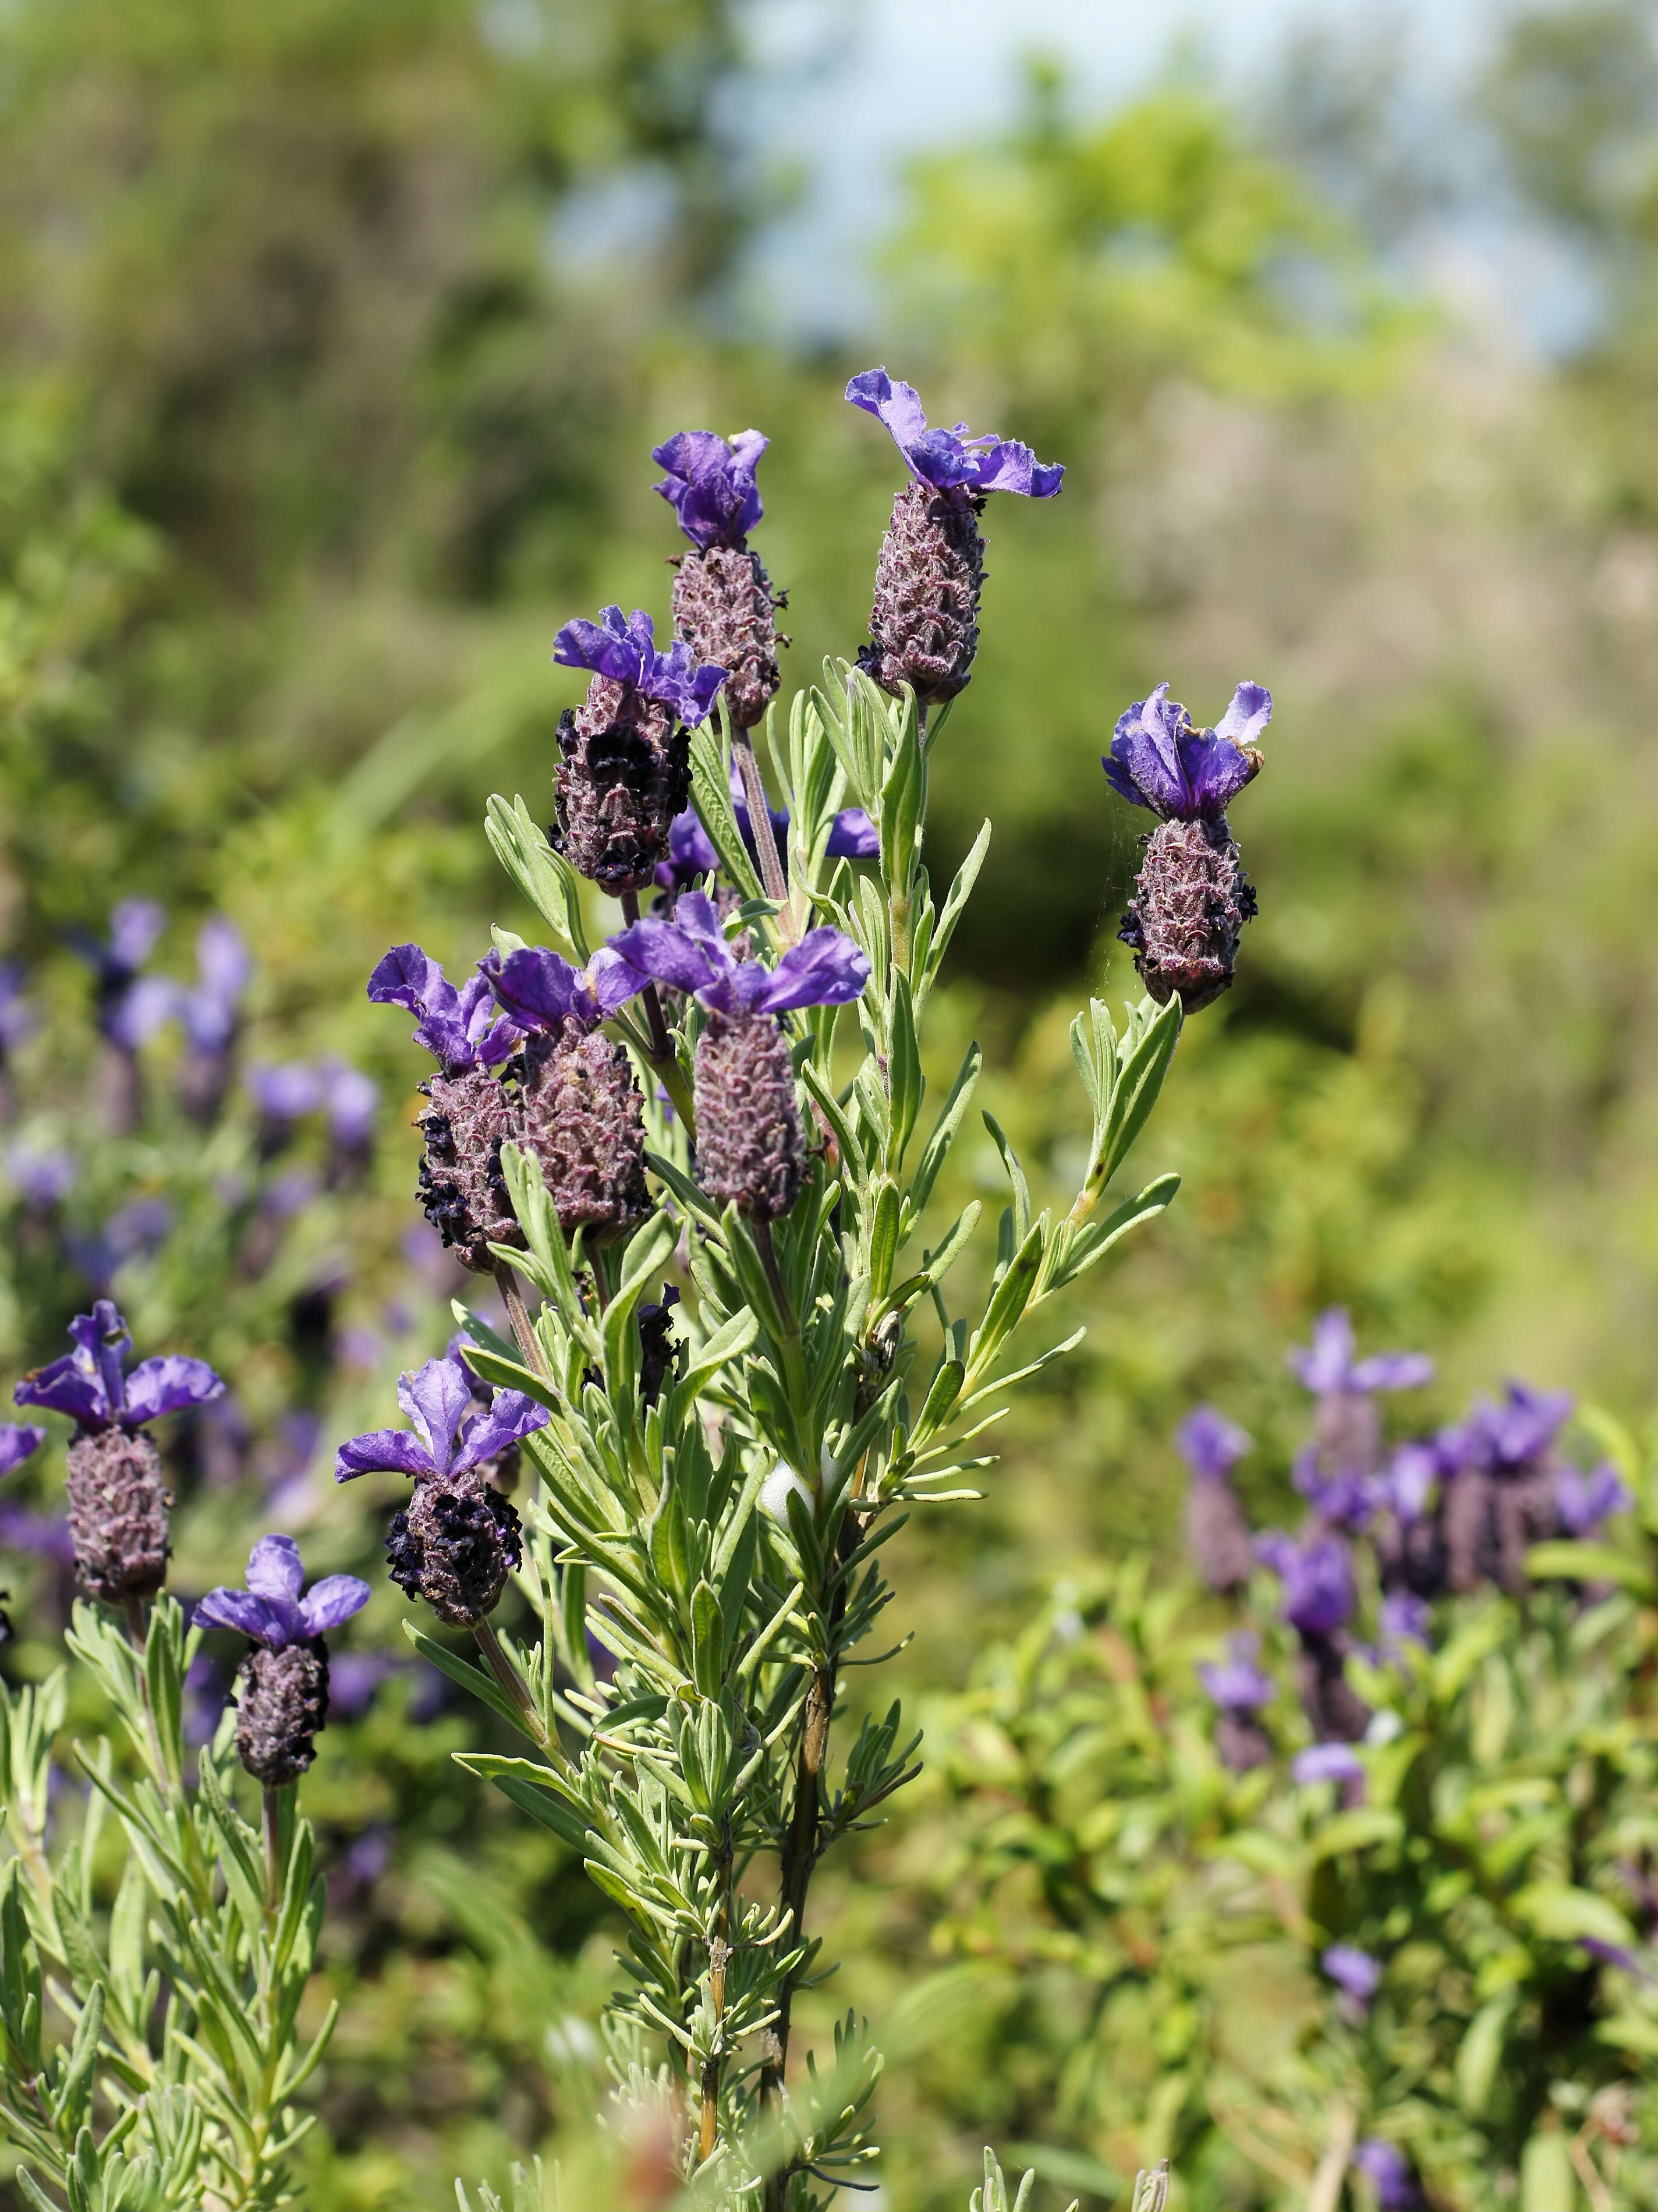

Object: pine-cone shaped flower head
[368,944,525,1272]
[1108,681,1271,1013]
[196,1534,370,1786]
[606,892,869,1220]
[1288,1309,1433,1530]
[1439,1379,1573,1594]
[551,607,724,895]
[1176,1405,1256,1593]
[15,1301,223,1605]
[1296,1629,1372,1744]
[846,369,1062,705]
[487,944,651,1242]
[336,1355,548,1626]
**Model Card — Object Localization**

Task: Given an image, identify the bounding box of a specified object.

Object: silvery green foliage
[0,1601,335,2208]
[458,666,1188,2207]
[969,2147,1081,2212]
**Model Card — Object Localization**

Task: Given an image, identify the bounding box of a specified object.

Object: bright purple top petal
[845,369,1063,499]
[14,1359,107,1426]
[490,946,598,1034]
[610,898,866,1020]
[369,944,518,1071]
[1351,1351,1434,1392]
[656,808,721,891]
[1321,1943,1381,2002]
[246,1533,304,1604]
[1288,1309,1357,1394]
[1104,682,1262,822]
[752,929,870,1015]
[1198,1633,1274,1712]
[122,1355,225,1425]
[1294,1742,1363,1785]
[1214,682,1273,748]
[826,808,880,861]
[1175,1404,1251,1482]
[194,1587,286,1643]
[608,897,731,1001]
[585,946,648,1017]
[334,1427,436,1483]
[652,427,767,550]
[398,1356,477,1477]
[451,1389,551,1475]
[0,1424,44,1477]
[1257,1530,1355,1636]
[553,605,725,727]
[367,943,448,1018]
[108,898,166,972]
[1557,1461,1633,1538]
[300,1574,373,1636]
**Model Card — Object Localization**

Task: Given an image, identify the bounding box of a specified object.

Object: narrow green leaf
[484,795,590,958]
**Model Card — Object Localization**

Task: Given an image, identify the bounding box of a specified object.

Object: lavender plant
[0,1304,371,2208]
[934,1311,1658,2210]
[349,370,1271,2206]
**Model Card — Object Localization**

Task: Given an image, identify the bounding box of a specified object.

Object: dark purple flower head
[367,946,522,1075]
[1175,1404,1251,1482]
[1256,1530,1356,1637]
[1354,2140,1423,2210]
[0,962,34,1053]
[70,900,175,1047]
[1292,1447,1382,1533]
[846,370,1064,498]
[1289,1309,1433,1396]
[1322,1942,1381,2010]
[1557,1461,1633,1538]
[15,1301,222,1434]
[194,1534,370,1651]
[1104,682,1270,823]
[608,891,869,1020]
[6,1143,75,1209]
[1198,1632,1274,1714]
[1294,1741,1365,1786]
[485,946,643,1036]
[335,1354,550,1484]
[181,916,251,1051]
[1444,1379,1574,1475]
[0,1424,45,1478]
[553,606,724,728]
[653,429,768,551]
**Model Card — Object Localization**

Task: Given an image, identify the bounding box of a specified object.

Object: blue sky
[740,0,1533,335]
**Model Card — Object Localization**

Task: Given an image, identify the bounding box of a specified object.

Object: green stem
[473,1614,548,1747]
[731,725,790,918]
[496,1261,552,1386]
[263,1786,282,1919]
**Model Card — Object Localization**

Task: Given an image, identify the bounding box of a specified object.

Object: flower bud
[513,1027,649,1243]
[693,1010,805,1222]
[385,1471,523,1628]
[671,548,782,730]
[860,482,984,706]
[235,1641,330,1787]
[416,1067,520,1273]
[554,682,692,896]
[65,1427,172,1605]
[1119,817,1257,1015]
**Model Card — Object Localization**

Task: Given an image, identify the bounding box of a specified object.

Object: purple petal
[845,368,929,455]
[1557,1461,1634,1537]
[1320,1943,1381,2002]
[1198,1634,1274,1711]
[1350,1351,1434,1392]
[108,898,166,971]
[658,808,720,890]
[753,928,871,1015]
[1175,1404,1251,1482]
[14,1358,108,1425]
[1386,1443,1441,1521]
[1175,727,1259,817]
[108,974,180,1049]
[584,947,647,1016]
[335,1428,435,1482]
[122,1356,225,1425]
[1380,1591,1433,1650]
[368,943,451,1017]
[490,947,592,1034]
[322,1061,378,1147]
[608,909,730,1003]
[452,1390,551,1474]
[554,604,649,686]
[826,808,880,860]
[1294,1742,1365,1785]
[1103,691,1188,817]
[0,1424,44,1477]
[971,438,1065,498]
[299,1574,373,1637]
[651,428,766,550]
[195,1587,286,1644]
[196,915,251,1001]
[1214,682,1273,748]
[1288,1309,1356,1395]
[397,1356,477,1475]
[246,1534,304,1604]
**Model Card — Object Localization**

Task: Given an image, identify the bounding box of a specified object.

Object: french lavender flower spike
[196,1534,370,1797]
[336,1354,550,1741]
[1175,1404,1255,1593]
[1107,679,1271,1013]
[846,367,1062,709]
[655,429,785,733]
[15,1300,223,1623]
[608,894,869,1224]
[551,604,724,900]
[369,943,525,1275]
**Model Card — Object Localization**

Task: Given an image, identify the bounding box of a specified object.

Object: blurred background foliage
[6,0,1658,2203]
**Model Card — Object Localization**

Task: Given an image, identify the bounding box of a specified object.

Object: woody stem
[472,1614,548,1747]
[731,726,790,914]
[495,1263,552,1387]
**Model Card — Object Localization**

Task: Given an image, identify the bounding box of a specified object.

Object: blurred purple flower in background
[1354,2139,1423,2210]
[6,1142,75,1210]
[65,1195,173,1293]
[1292,1742,1365,1786]
[1288,1309,1433,1397]
[1322,1942,1382,2020]
[178,916,251,1120]
[1256,1531,1356,1637]
[1556,1461,1632,1538]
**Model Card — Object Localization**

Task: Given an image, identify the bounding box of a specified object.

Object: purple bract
[195,1534,370,1650]
[0,962,33,1053]
[1320,1942,1381,2007]
[1354,2141,1422,2210]
[552,606,725,728]
[6,1144,75,1209]
[1556,1460,1632,1538]
[0,1424,45,1478]
[1103,682,1270,823]
[1294,1742,1365,1785]
[652,429,767,551]
[1443,1379,1574,1473]
[1256,1530,1356,1636]
[1289,1308,1433,1396]
[608,892,869,1020]
[1198,1632,1274,1713]
[845,370,1064,498]
[335,1354,550,1485]
[182,916,251,1052]
[367,946,522,1074]
[14,1301,223,1433]
[484,946,642,1036]
[1175,1404,1251,1482]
